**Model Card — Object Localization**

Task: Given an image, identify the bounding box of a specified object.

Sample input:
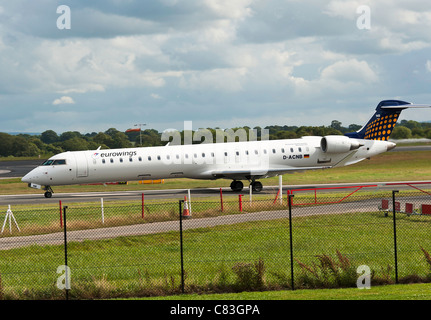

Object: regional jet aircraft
[22,100,430,198]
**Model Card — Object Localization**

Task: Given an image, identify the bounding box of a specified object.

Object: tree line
[0,120,430,158]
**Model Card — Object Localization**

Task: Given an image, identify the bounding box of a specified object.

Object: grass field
[141,283,431,300]
[2,207,431,299]
[1,150,431,196]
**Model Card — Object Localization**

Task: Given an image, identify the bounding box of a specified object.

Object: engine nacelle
[320,136,361,153]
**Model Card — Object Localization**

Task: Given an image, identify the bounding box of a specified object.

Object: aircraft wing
[207,166,332,180]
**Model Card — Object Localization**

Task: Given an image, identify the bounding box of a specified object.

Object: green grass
[2,209,431,299]
[141,282,431,300]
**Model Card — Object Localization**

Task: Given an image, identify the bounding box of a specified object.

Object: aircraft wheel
[44,191,52,198]
[252,181,263,192]
[230,180,244,192]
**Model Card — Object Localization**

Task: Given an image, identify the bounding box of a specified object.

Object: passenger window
[138,157,142,161]
[120,158,123,163]
[281,148,285,153]
[272,149,276,154]
[102,159,106,164]
[129,158,133,162]
[299,147,302,152]
[290,148,294,153]
[157,155,161,160]
[110,158,114,163]
[148,156,152,161]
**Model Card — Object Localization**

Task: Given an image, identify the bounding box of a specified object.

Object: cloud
[53,96,75,105]
[0,1,431,134]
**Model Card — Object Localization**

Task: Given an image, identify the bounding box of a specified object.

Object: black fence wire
[0,186,431,300]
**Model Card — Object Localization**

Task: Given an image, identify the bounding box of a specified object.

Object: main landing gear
[230,180,263,193]
[43,186,54,198]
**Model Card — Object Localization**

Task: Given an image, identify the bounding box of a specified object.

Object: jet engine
[320,135,361,153]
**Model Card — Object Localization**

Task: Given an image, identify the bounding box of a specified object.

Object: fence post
[239,194,243,212]
[59,200,63,228]
[288,194,295,290]
[220,188,224,212]
[179,199,185,294]
[101,198,104,224]
[392,190,399,284]
[62,206,69,300]
[141,193,144,219]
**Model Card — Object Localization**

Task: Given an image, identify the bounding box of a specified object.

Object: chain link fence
[0,184,430,299]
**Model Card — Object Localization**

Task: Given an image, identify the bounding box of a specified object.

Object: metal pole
[288,194,295,290]
[278,175,283,204]
[179,200,185,294]
[63,206,69,300]
[392,190,399,284]
[59,200,63,228]
[142,193,144,219]
[220,188,224,212]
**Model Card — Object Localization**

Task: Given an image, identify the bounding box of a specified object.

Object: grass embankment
[1,151,431,196]
[2,210,431,299]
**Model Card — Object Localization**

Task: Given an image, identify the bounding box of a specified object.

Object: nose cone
[21,172,32,183]
[22,168,38,184]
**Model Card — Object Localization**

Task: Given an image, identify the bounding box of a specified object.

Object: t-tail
[345,100,431,141]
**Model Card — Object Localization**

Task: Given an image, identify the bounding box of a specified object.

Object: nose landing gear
[43,186,54,198]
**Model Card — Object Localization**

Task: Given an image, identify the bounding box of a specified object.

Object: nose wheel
[43,186,54,198]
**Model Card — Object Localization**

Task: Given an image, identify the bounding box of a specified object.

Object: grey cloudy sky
[1,0,431,133]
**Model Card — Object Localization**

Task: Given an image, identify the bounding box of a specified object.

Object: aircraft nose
[22,168,38,184]
[21,172,32,183]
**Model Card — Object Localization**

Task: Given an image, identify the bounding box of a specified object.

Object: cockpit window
[42,160,54,166]
[42,159,66,166]
[53,159,66,165]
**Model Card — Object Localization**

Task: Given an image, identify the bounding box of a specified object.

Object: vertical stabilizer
[345,100,430,141]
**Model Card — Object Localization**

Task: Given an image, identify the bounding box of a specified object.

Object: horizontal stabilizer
[380,104,431,109]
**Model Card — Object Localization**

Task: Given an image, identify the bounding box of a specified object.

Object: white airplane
[22,100,430,198]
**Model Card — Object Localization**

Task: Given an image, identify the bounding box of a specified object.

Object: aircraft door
[74,152,89,177]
